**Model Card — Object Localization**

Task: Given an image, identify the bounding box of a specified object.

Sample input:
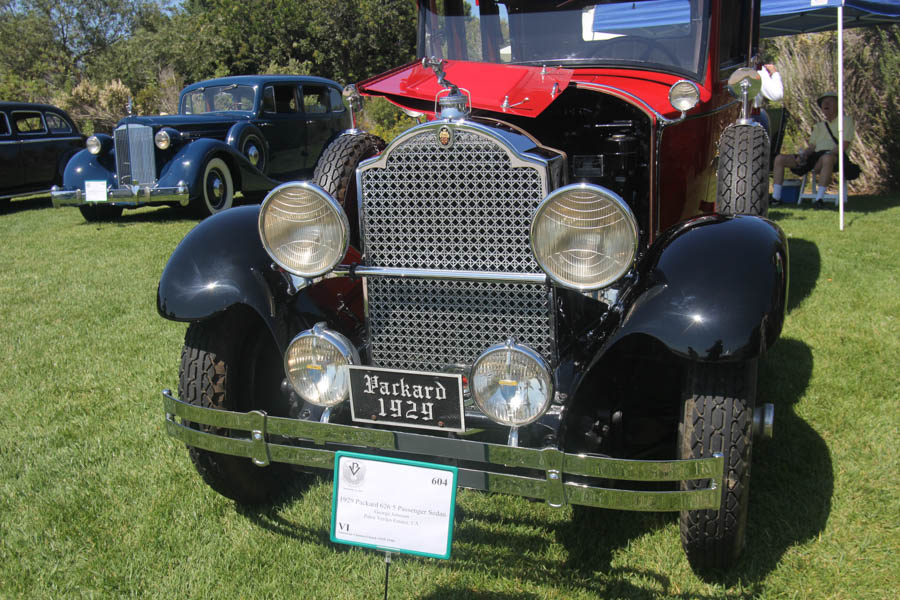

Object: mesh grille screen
[360,126,554,371]
[367,279,552,371]
[361,129,544,272]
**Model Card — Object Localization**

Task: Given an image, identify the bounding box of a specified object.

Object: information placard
[84,180,108,202]
[330,452,457,559]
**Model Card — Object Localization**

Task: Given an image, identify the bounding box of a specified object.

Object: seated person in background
[770,91,855,207]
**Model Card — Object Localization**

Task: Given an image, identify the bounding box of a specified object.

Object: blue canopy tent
[759,0,900,227]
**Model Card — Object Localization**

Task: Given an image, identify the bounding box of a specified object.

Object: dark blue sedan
[1,102,83,205]
[51,75,352,220]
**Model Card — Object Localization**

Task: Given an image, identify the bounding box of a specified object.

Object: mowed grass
[0,193,897,599]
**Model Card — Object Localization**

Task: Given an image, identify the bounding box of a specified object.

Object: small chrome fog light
[284,324,359,407]
[470,340,553,427]
[669,80,701,113]
[86,135,102,155]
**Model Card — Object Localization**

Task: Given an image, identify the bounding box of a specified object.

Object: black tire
[178,309,294,504]
[189,157,234,218]
[716,124,770,217]
[79,204,123,222]
[313,132,385,243]
[679,360,757,570]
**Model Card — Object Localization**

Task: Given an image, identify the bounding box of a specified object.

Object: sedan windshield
[418,0,710,79]
[180,84,257,114]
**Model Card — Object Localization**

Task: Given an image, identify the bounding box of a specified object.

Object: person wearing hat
[770,91,855,207]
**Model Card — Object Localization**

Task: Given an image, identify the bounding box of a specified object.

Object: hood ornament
[423,57,471,120]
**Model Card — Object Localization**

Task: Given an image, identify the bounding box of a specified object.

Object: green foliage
[359,96,418,142]
[769,25,900,193]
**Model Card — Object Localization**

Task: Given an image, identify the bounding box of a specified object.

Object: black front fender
[608,214,788,362]
[157,205,275,324]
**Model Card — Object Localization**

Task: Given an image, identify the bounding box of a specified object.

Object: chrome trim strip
[332,265,547,284]
[1,136,83,145]
[163,390,724,511]
[1,188,52,200]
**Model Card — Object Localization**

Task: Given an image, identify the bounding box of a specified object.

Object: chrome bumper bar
[163,390,724,511]
[51,184,189,207]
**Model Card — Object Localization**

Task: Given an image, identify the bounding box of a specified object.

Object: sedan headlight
[531,183,638,291]
[259,182,350,277]
[471,340,553,427]
[284,324,359,407]
[154,129,172,150]
[86,135,103,155]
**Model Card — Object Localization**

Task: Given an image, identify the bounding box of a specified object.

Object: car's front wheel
[190,157,234,218]
[679,359,756,570]
[78,204,123,222]
[178,309,295,504]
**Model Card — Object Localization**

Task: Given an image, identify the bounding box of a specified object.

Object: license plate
[348,366,465,432]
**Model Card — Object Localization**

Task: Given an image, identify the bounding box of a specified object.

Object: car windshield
[180,84,257,114]
[418,0,710,79]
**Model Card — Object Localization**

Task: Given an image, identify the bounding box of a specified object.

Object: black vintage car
[0,102,83,205]
[158,0,786,571]
[52,75,351,220]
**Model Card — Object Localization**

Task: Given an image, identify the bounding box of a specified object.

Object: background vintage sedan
[0,102,83,206]
[51,75,351,220]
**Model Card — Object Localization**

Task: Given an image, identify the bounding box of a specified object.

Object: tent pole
[838,3,845,230]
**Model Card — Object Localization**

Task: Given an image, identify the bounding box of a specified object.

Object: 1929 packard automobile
[159,0,786,570]
[51,75,349,220]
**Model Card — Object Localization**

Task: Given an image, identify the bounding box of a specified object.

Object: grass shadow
[785,237,820,313]
[1,195,53,214]
[705,338,832,586]
[769,192,900,218]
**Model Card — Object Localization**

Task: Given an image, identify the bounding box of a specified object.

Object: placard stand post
[383,551,391,600]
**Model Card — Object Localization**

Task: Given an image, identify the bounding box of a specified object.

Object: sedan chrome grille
[359,123,556,372]
[114,124,156,187]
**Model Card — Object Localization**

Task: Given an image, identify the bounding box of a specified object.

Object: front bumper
[163,390,724,511]
[51,184,189,208]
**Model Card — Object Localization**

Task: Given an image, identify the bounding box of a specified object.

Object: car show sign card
[84,180,107,202]
[331,451,457,559]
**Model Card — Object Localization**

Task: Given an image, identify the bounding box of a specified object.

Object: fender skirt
[601,214,788,364]
[157,205,277,326]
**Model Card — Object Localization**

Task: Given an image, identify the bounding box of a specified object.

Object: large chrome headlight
[259,182,350,277]
[531,183,638,291]
[284,324,359,407]
[470,340,553,427]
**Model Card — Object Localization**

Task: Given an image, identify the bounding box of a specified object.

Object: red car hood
[358,61,707,119]
[358,61,572,118]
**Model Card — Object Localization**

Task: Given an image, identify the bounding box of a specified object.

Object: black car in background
[0,102,83,205]
[52,75,352,221]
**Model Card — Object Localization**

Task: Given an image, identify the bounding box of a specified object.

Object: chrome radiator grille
[114,124,157,187]
[359,125,554,372]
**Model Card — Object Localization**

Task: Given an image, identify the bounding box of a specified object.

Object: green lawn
[1,194,897,599]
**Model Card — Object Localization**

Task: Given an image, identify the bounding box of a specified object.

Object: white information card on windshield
[330,451,457,559]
